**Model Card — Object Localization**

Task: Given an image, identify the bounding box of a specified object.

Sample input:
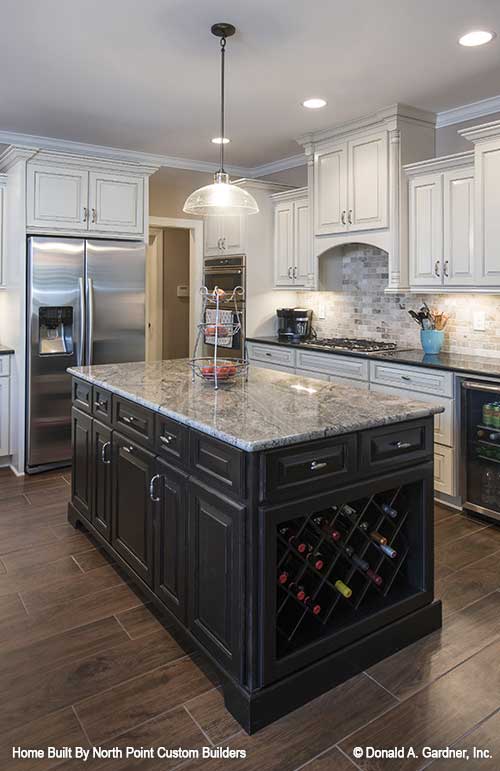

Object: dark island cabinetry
[68,377,442,733]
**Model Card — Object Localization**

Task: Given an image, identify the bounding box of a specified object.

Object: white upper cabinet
[406,154,475,290]
[472,139,500,285]
[272,189,310,288]
[314,144,347,235]
[25,152,154,239]
[348,131,388,231]
[204,214,245,256]
[409,172,443,287]
[27,163,89,231]
[89,172,143,234]
[313,131,388,237]
[0,175,6,287]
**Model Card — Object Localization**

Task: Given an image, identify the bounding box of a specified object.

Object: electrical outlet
[473,311,486,331]
[318,303,326,320]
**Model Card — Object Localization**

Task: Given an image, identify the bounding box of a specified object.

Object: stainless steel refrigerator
[26,236,145,472]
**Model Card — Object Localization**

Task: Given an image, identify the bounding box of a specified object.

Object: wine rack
[275,482,420,658]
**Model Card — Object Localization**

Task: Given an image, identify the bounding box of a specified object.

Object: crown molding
[0,144,38,172]
[250,153,306,177]
[403,150,474,175]
[458,119,500,144]
[436,94,500,129]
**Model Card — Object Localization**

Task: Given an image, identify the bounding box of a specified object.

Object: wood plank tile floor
[1,469,500,770]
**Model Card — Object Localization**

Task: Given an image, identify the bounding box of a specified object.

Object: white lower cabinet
[0,356,11,457]
[434,445,454,496]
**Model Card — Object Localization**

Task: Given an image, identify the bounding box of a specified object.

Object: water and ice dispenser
[38,307,74,355]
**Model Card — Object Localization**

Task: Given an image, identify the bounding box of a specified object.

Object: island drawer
[92,386,112,424]
[72,378,92,413]
[112,396,155,448]
[262,435,357,502]
[360,419,432,472]
[155,414,189,466]
[190,431,245,498]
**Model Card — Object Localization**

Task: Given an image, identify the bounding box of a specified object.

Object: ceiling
[1,0,500,167]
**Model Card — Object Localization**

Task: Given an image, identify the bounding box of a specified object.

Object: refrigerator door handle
[78,277,86,366]
[87,277,95,365]
[462,380,500,394]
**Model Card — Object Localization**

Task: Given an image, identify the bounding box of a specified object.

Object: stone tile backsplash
[298,246,500,358]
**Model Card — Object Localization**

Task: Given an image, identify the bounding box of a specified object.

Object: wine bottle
[490,432,500,442]
[312,516,341,542]
[370,530,388,546]
[343,545,369,572]
[379,543,398,559]
[339,504,358,523]
[278,526,311,554]
[381,503,398,519]
[278,571,289,585]
[292,584,309,602]
[367,568,383,586]
[334,579,352,598]
[310,603,321,616]
[307,551,325,571]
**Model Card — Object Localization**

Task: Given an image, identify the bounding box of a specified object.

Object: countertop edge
[68,367,443,453]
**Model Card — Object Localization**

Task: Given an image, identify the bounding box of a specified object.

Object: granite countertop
[0,344,14,356]
[247,337,500,379]
[68,360,443,452]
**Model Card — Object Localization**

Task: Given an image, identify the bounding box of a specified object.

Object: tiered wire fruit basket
[189,285,248,389]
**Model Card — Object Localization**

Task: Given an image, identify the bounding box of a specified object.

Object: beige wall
[162,227,190,359]
[261,166,307,187]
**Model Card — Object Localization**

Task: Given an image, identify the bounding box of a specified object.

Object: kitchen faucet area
[2,3,500,769]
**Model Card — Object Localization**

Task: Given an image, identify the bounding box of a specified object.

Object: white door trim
[148,216,203,355]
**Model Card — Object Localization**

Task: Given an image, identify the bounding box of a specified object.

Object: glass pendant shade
[183,172,259,216]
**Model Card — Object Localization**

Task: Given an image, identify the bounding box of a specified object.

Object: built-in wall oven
[203,255,246,359]
[462,378,500,523]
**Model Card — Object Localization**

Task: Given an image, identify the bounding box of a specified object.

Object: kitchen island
[67,360,443,733]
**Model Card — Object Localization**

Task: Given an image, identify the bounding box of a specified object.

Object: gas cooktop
[302,337,398,353]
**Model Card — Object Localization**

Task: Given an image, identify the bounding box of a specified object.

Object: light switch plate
[473,311,486,331]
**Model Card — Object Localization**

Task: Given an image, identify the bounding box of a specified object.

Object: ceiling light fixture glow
[302,98,327,109]
[458,30,495,47]
[211,137,230,144]
[183,23,259,217]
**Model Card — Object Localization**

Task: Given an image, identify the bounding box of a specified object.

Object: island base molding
[68,500,441,734]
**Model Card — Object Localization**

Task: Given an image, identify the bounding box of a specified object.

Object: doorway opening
[146,217,203,361]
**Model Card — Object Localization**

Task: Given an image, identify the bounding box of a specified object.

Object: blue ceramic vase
[420,329,444,354]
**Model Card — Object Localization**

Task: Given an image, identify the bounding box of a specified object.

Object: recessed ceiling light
[211,136,230,144]
[458,30,495,47]
[302,98,327,109]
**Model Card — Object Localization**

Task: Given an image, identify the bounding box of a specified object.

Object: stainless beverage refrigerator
[26,236,145,472]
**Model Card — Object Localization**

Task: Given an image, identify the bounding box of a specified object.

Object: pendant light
[183,23,259,217]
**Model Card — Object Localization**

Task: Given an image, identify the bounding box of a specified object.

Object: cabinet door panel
[155,459,187,621]
[294,198,310,286]
[0,184,5,286]
[0,376,10,457]
[188,482,244,679]
[221,215,245,254]
[274,203,294,286]
[89,172,143,234]
[475,143,500,285]
[27,164,88,230]
[314,145,348,235]
[204,217,221,256]
[409,173,443,286]
[92,420,112,540]
[348,132,388,231]
[112,433,155,585]
[71,408,92,520]
[443,168,474,286]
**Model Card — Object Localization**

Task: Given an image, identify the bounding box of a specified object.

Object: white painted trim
[251,154,306,177]
[403,150,474,175]
[148,216,204,354]
[458,119,500,144]
[436,94,500,128]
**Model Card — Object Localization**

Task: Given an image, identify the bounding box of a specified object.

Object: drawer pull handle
[101,441,111,464]
[401,375,411,381]
[123,445,134,454]
[391,440,412,450]
[160,434,174,446]
[122,415,136,424]
[149,474,161,502]
[265,352,272,357]
[95,400,108,410]
[310,461,327,471]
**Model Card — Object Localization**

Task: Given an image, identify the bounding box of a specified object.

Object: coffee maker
[276,308,313,343]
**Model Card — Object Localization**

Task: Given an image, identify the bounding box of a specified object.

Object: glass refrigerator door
[464,382,500,520]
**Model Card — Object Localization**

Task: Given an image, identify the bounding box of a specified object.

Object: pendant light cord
[220,35,226,173]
